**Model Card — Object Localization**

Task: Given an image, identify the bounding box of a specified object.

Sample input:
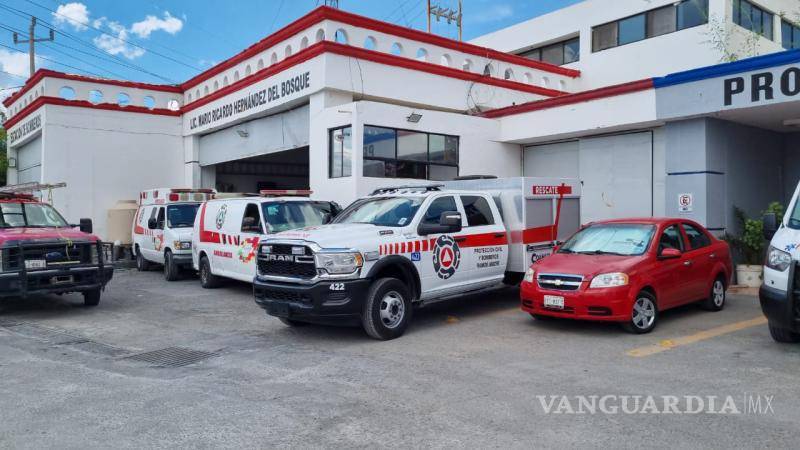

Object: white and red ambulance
[132,188,215,280]
[192,190,341,288]
[252,177,581,340]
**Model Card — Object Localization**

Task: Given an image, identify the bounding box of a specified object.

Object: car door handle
[454,237,467,243]
[493,232,505,238]
[684,261,693,266]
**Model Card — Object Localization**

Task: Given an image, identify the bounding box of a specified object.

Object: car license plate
[24,260,46,270]
[543,295,565,309]
[51,275,73,285]
[270,303,290,318]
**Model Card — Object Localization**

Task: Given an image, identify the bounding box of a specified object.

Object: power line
[0,69,27,80]
[0,41,106,78]
[4,1,203,72]
[40,41,131,79]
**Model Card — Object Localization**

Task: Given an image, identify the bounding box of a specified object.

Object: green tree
[0,111,7,186]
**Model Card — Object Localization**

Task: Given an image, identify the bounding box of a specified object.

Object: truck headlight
[0,249,4,272]
[766,246,792,272]
[590,272,629,289]
[173,241,192,250]
[315,252,363,275]
[260,245,272,255]
[523,267,535,283]
[90,245,100,264]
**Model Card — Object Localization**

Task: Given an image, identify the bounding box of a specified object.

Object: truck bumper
[171,253,194,267]
[0,266,114,299]
[253,278,370,326]
[760,284,800,332]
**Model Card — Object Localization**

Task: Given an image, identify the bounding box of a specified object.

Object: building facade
[3,0,800,240]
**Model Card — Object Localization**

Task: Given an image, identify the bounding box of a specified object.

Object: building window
[518,37,580,66]
[329,126,352,178]
[363,125,458,181]
[782,20,800,49]
[592,0,709,52]
[733,0,774,40]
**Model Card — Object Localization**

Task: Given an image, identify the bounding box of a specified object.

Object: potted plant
[725,202,784,287]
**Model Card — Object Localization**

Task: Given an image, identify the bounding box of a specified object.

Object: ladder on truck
[0,182,67,203]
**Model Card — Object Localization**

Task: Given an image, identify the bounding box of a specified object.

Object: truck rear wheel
[164,251,181,281]
[362,278,412,341]
[136,248,150,272]
[768,324,800,343]
[199,255,222,289]
[83,289,101,307]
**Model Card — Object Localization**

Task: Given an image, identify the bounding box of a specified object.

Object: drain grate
[4,323,86,345]
[123,347,219,368]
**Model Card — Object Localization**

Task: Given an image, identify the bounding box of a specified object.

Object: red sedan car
[520,218,732,333]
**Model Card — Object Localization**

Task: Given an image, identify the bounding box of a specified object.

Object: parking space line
[626,316,767,357]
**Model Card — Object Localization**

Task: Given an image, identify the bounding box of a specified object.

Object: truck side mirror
[147,218,158,230]
[322,213,333,224]
[439,211,462,232]
[763,213,778,240]
[79,218,93,234]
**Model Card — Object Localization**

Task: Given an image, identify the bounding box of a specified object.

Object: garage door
[524,132,653,222]
[16,135,43,184]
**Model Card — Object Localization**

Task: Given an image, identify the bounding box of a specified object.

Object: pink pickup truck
[0,193,113,306]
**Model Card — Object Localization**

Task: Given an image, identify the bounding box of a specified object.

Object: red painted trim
[198,203,222,244]
[481,78,655,118]
[3,68,181,108]
[322,7,580,78]
[3,95,180,129]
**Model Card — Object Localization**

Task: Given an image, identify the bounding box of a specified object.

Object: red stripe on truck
[199,203,222,244]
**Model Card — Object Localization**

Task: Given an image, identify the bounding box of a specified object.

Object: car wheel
[699,276,726,311]
[768,323,800,343]
[135,249,150,272]
[83,289,101,307]
[362,278,413,341]
[199,255,222,289]
[622,291,658,334]
[279,318,309,327]
[164,251,181,281]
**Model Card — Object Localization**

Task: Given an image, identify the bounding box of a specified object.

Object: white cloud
[52,2,90,31]
[465,4,514,25]
[93,21,145,59]
[130,11,183,38]
[0,49,31,78]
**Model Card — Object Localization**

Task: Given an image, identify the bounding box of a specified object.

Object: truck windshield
[559,224,655,256]
[262,201,328,233]
[0,202,69,228]
[167,203,200,228]
[333,197,423,227]
[789,200,800,230]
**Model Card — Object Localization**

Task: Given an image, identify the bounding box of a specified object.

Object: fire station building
[4,0,800,239]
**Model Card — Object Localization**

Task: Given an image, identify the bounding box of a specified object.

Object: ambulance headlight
[590,272,629,289]
[173,240,192,250]
[766,246,792,272]
[523,267,535,284]
[315,252,363,275]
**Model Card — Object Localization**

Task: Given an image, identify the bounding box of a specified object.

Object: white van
[762,185,800,343]
[133,188,215,280]
[192,190,340,288]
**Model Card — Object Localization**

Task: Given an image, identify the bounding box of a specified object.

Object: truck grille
[257,245,317,279]
[537,273,583,291]
[3,241,94,271]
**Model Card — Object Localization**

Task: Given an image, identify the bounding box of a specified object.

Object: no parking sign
[678,193,693,213]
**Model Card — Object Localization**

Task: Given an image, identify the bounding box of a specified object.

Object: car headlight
[766,245,792,272]
[90,244,100,264]
[173,241,192,250]
[590,272,629,289]
[315,252,363,275]
[523,267,535,283]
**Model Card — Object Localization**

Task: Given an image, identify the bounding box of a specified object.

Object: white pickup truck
[252,177,581,340]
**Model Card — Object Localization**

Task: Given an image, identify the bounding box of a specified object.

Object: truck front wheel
[768,323,800,343]
[164,251,181,281]
[362,278,413,341]
[199,255,222,289]
[83,289,101,307]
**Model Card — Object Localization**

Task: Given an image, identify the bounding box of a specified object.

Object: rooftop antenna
[427,0,463,41]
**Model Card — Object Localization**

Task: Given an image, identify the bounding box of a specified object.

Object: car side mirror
[763,213,778,240]
[79,218,93,234]
[659,248,681,259]
[147,218,158,230]
[417,211,462,236]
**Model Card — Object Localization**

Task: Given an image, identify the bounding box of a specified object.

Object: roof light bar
[259,190,313,197]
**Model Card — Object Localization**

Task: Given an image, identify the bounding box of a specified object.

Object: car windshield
[333,197,423,227]
[788,199,800,230]
[262,201,328,233]
[559,224,655,256]
[167,203,200,228]
[0,202,69,228]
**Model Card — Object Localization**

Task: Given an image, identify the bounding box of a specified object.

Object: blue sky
[0,0,581,107]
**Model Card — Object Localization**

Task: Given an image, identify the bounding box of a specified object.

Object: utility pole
[427,0,463,41]
[323,0,339,8]
[12,16,55,78]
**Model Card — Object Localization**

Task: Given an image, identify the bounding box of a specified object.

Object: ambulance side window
[156,207,165,229]
[461,195,495,227]
[422,196,458,225]
[241,203,263,233]
[146,207,158,229]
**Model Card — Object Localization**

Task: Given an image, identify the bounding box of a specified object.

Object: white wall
[41,105,184,239]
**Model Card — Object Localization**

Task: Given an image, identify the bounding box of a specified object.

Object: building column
[183,135,202,188]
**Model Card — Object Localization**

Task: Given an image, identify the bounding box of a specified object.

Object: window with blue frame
[733,0,774,40]
[363,126,459,181]
[782,20,800,49]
